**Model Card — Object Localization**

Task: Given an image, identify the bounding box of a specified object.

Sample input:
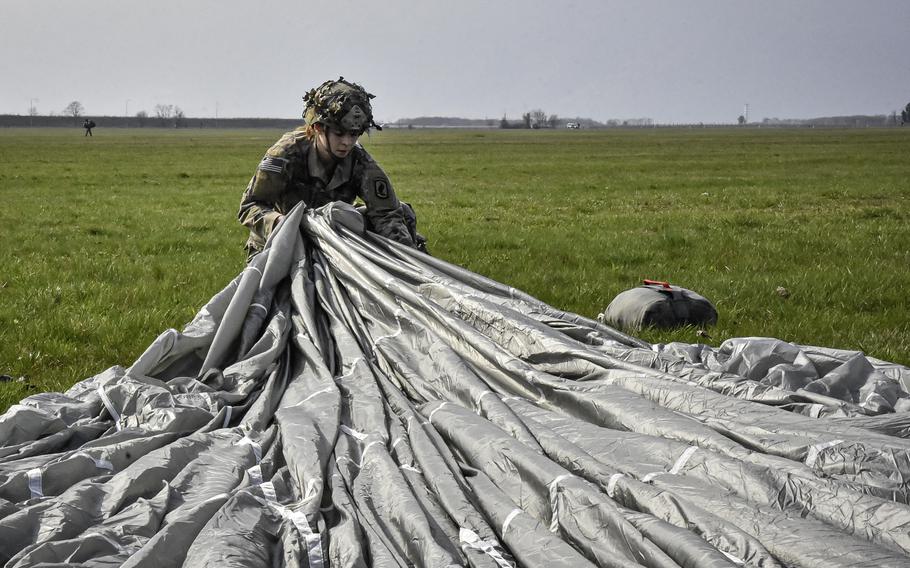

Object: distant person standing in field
[238,77,426,259]
[82,119,96,136]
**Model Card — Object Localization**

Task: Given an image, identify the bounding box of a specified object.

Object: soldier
[238,77,426,259]
[83,119,95,136]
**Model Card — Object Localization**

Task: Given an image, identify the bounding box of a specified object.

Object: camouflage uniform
[238,78,421,257]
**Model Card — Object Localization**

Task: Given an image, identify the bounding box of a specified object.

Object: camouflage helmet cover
[303,77,381,133]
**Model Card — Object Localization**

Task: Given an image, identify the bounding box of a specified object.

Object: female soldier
[238,77,424,258]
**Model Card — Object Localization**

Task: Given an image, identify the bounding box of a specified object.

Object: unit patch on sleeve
[374,179,389,199]
[258,156,289,175]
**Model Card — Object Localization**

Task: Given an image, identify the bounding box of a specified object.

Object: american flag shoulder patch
[258,155,289,175]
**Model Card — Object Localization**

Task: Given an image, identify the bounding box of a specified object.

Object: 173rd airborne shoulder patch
[374,179,389,199]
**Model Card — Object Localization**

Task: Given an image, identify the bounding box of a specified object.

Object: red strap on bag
[642,279,672,289]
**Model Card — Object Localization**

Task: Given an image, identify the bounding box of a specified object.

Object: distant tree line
[392,116,497,128]
[150,104,187,127]
[45,100,191,128]
[135,104,188,127]
[759,114,901,128]
[499,110,561,129]
[497,112,658,129]
[733,100,909,127]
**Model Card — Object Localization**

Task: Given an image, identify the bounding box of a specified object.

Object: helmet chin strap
[324,128,344,163]
[317,126,343,165]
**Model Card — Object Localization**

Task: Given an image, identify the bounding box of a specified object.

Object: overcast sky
[2,0,908,124]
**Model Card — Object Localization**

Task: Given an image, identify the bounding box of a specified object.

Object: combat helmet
[303,77,381,133]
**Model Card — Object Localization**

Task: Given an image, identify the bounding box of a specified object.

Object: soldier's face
[320,127,360,159]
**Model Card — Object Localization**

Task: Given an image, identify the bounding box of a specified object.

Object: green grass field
[1,126,908,411]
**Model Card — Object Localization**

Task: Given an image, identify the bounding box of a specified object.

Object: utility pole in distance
[28,98,39,126]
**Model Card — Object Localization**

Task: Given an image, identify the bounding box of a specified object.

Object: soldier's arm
[357,154,415,247]
[237,153,292,244]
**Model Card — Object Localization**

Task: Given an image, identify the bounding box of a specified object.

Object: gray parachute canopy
[2,202,910,567]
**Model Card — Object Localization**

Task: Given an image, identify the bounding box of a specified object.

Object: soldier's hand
[415,236,430,255]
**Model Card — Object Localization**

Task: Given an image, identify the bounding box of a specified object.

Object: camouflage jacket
[238,129,414,254]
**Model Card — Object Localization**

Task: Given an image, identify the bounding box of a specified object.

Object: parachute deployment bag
[600,279,718,330]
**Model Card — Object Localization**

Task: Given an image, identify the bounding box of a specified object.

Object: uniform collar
[307,142,354,191]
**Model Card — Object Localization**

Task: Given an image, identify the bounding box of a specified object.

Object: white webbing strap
[501,508,522,535]
[334,441,383,470]
[268,501,324,568]
[806,439,843,467]
[250,303,268,314]
[96,385,122,431]
[82,530,122,551]
[427,402,449,425]
[74,452,114,471]
[641,471,661,483]
[304,526,325,566]
[333,357,363,383]
[720,549,746,565]
[372,313,403,343]
[459,527,514,567]
[644,446,699,484]
[339,424,369,441]
[669,446,698,475]
[361,441,382,458]
[606,473,625,498]
[27,468,43,498]
[246,450,327,568]
[547,474,572,533]
[476,390,498,406]
[290,510,324,568]
[298,387,334,406]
